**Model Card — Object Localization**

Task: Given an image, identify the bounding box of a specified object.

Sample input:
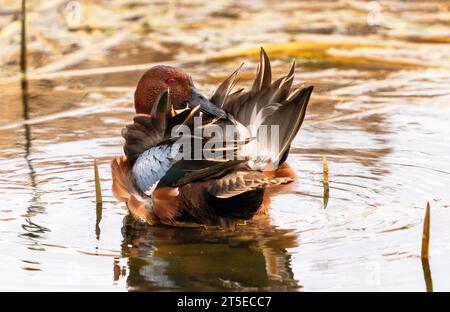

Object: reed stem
[94,159,103,205]
[322,155,329,184]
[421,202,430,259]
[322,155,329,208]
[20,0,27,80]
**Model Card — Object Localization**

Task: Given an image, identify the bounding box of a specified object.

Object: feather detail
[132,144,181,194]
[207,171,294,199]
[211,63,244,108]
[212,47,313,169]
[111,156,155,224]
[122,90,173,164]
[152,187,181,222]
[251,48,272,92]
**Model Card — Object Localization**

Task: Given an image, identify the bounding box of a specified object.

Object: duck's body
[111,48,313,226]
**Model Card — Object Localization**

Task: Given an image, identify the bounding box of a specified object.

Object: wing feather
[212,47,314,167]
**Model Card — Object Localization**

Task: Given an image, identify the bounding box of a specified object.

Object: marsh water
[1,0,450,291]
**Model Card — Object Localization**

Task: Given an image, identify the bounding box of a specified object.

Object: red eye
[166,78,176,85]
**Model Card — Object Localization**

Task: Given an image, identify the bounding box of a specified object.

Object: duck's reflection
[120,215,300,291]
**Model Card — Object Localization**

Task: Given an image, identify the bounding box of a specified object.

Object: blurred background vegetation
[1,0,450,79]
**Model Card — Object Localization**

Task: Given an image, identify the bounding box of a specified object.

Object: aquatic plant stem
[421,257,433,292]
[421,202,430,259]
[322,155,329,209]
[94,159,103,205]
[322,155,329,184]
[20,0,27,84]
[420,202,433,291]
[94,158,103,239]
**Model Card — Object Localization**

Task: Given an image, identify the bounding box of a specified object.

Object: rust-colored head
[134,65,192,114]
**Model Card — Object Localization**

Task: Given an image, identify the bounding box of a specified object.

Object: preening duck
[111,48,313,226]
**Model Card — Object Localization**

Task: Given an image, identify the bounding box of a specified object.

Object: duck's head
[134,65,227,119]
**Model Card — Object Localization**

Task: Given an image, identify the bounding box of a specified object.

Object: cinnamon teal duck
[111,48,313,226]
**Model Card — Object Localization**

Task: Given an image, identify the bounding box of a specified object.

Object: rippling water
[1,0,450,291]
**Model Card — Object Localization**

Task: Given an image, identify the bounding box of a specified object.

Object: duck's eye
[166,78,176,85]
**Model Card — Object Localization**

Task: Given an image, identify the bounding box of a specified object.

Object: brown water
[1,0,450,291]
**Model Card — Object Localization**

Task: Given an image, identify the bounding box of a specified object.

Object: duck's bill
[187,87,228,120]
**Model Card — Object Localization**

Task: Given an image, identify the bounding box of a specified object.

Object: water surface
[1,0,450,291]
